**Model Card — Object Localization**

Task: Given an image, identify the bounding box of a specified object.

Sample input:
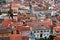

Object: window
[12,26,16,29]
[16,30,19,34]
[56,31,59,33]
[38,4,42,7]
[37,35,39,37]
[44,34,46,36]
[11,31,13,34]
[34,31,36,33]
[44,30,46,32]
[34,35,35,37]
[47,30,49,32]
[37,31,39,33]
[47,34,49,36]
[41,31,43,32]
[52,20,57,23]
[40,34,42,37]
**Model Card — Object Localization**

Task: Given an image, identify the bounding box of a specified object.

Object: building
[6,0,13,3]
[53,23,60,36]
[9,1,20,15]
[30,22,51,39]
[10,34,29,40]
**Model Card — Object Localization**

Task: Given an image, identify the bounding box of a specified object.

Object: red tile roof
[17,25,30,31]
[43,19,52,26]
[35,0,42,3]
[17,14,24,20]
[10,1,20,4]
[54,27,60,32]
[30,20,50,30]
[23,2,29,6]
[56,24,60,27]
[2,19,11,28]
[54,36,60,40]
[10,34,29,40]
[56,17,60,21]
[10,22,17,26]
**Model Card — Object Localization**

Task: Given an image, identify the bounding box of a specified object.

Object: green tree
[8,9,13,19]
[48,35,54,40]
[38,38,45,40]
[8,9,13,14]
[44,37,48,40]
[0,0,2,4]
[0,10,2,15]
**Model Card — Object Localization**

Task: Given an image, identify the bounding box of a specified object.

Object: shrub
[38,38,45,40]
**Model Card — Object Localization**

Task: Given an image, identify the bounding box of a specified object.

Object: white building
[30,23,51,39]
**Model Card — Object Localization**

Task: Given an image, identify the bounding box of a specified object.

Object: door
[40,34,42,37]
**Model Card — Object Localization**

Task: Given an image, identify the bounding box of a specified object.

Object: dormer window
[52,20,57,23]
[41,25,44,26]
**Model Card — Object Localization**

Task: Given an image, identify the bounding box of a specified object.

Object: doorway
[40,34,42,37]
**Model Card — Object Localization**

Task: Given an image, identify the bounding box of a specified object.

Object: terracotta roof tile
[17,26,30,31]
[35,0,42,3]
[57,17,60,21]
[54,27,60,32]
[2,19,11,28]
[10,34,29,40]
[54,36,60,40]
[56,24,60,27]
[43,19,52,26]
[10,34,22,40]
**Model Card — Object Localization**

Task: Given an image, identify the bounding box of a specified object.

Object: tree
[0,10,2,15]
[0,0,2,4]
[48,35,54,40]
[0,0,2,7]
[38,38,45,40]
[8,9,13,14]
[0,1,1,4]
[44,37,48,40]
[8,9,13,19]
